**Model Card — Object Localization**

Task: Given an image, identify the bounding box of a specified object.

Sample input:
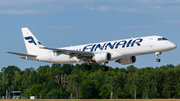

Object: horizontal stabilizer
[6,51,37,57]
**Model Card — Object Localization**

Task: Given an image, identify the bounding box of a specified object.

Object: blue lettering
[126,40,132,47]
[25,36,37,45]
[83,45,92,51]
[38,42,41,45]
[94,43,106,51]
[115,41,127,49]
[91,44,96,51]
[105,42,117,50]
[82,38,143,51]
[131,38,143,47]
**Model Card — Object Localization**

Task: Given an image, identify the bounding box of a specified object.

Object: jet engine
[116,56,136,65]
[92,52,111,63]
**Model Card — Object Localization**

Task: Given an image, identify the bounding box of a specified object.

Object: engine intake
[92,52,111,63]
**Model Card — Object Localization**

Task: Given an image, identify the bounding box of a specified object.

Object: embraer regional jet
[7,28,177,71]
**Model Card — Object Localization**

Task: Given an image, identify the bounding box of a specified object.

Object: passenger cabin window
[158,38,168,41]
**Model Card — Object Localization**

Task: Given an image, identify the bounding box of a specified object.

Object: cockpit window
[162,38,168,40]
[158,38,168,41]
[158,38,162,41]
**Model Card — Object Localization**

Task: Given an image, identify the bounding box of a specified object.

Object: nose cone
[169,42,177,50]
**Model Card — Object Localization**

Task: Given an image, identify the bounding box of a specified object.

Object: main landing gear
[84,64,92,70]
[101,66,109,71]
[101,62,109,71]
[84,63,109,71]
[155,52,161,62]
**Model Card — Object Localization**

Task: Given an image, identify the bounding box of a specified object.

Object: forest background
[0,63,180,99]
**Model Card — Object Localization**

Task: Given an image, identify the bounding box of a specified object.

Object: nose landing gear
[156,58,161,62]
[155,52,161,62]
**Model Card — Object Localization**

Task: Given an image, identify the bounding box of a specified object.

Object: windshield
[162,38,168,40]
[158,38,168,41]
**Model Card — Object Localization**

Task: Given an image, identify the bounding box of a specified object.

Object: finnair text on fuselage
[82,38,143,52]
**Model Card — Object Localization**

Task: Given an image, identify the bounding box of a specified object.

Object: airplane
[7,27,177,71]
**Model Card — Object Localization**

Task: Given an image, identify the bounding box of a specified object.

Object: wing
[6,52,37,57]
[41,47,94,58]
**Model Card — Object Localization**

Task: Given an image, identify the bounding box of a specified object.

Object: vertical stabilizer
[21,27,42,55]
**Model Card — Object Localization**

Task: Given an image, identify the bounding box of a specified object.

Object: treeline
[0,63,180,99]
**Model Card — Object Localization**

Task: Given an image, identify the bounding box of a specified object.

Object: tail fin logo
[25,36,37,45]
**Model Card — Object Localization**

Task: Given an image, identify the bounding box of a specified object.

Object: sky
[1,0,180,70]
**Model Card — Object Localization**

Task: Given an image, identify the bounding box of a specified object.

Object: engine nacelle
[92,52,111,63]
[116,56,136,65]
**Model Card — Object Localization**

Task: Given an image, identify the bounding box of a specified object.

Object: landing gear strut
[155,52,161,62]
[84,61,109,71]
[84,59,92,70]
[101,62,109,71]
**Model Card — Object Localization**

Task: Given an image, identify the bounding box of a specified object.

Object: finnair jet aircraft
[7,27,177,71]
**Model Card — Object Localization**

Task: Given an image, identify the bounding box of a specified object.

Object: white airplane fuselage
[31,36,176,64]
[7,28,176,71]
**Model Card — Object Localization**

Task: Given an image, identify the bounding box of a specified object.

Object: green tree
[28,71,37,87]
[162,69,175,98]
[141,68,152,99]
[46,86,67,98]
[127,65,139,99]
[106,70,115,99]
[79,79,96,98]
[26,84,42,97]
[1,66,21,91]
[60,64,73,75]
[113,69,126,99]
[12,71,21,91]
[88,69,108,98]
[121,83,132,98]
[21,68,32,91]
[0,72,8,96]
[127,65,137,73]
[99,83,110,98]
[151,68,163,98]
[66,69,86,99]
